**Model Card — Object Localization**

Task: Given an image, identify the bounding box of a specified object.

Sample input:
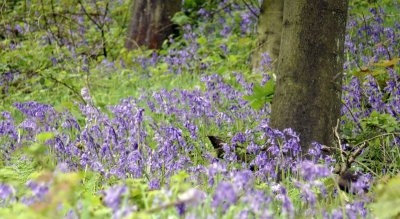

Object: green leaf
[28,142,47,155]
[324,177,336,194]
[252,84,265,98]
[171,12,192,26]
[196,36,207,45]
[263,80,275,95]
[35,131,55,142]
[242,80,275,110]
[182,0,196,8]
[385,126,395,133]
[171,170,189,183]
[0,168,19,182]
[216,66,227,74]
[242,95,252,101]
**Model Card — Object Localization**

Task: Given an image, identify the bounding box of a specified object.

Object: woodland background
[1,0,400,218]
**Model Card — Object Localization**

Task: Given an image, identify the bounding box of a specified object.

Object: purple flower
[103,185,127,212]
[0,184,16,206]
[272,184,293,216]
[197,8,208,17]
[308,142,322,160]
[14,24,23,34]
[233,170,254,190]
[25,180,49,202]
[211,181,237,211]
[148,179,160,190]
[260,52,271,67]
[232,132,246,146]
[241,190,272,217]
[297,160,331,181]
[331,201,368,219]
[176,203,185,216]
[352,174,371,195]
[293,180,317,206]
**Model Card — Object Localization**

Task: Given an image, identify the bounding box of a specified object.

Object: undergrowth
[1,0,400,218]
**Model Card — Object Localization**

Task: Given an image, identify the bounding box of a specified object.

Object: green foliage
[35,132,55,142]
[371,175,400,218]
[182,0,208,10]
[172,11,193,26]
[350,0,376,8]
[0,151,113,218]
[243,80,275,110]
[361,111,399,133]
[0,0,131,112]
[339,110,400,177]
[0,0,399,218]
[350,0,397,9]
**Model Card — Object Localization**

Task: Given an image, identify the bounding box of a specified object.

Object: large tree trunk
[270,0,349,154]
[251,0,283,71]
[124,0,181,50]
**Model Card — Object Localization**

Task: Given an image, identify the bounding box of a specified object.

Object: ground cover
[1,0,400,218]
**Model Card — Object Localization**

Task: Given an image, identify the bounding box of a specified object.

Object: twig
[346,133,400,165]
[60,10,102,17]
[361,12,371,48]
[241,0,258,17]
[334,120,346,165]
[393,133,400,145]
[100,2,109,57]
[50,0,62,43]
[336,132,400,175]
[46,75,87,104]
[354,159,379,177]
[321,145,349,156]
[124,37,144,54]
[77,0,108,57]
[206,1,234,20]
[347,142,366,166]
[354,132,400,148]
[39,0,58,46]
[341,100,364,131]
[77,0,101,29]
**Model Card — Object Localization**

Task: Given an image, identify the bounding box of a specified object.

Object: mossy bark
[269,0,349,154]
[251,0,283,71]
[124,0,181,50]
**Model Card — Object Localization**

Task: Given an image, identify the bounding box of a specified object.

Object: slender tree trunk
[124,0,181,50]
[270,0,349,154]
[251,0,283,71]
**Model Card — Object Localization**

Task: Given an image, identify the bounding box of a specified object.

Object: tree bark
[124,0,181,50]
[251,0,283,71]
[269,0,349,154]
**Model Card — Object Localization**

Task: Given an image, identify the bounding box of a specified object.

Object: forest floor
[1,0,400,218]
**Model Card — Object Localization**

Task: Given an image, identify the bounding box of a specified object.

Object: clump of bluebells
[341,4,400,177]
[343,4,400,125]
[0,1,399,218]
[0,73,372,217]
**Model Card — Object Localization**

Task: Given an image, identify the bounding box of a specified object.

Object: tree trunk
[251,0,283,71]
[269,0,349,154]
[124,0,181,50]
